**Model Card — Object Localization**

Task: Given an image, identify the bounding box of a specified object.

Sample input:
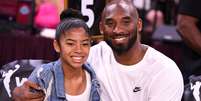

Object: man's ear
[99,22,104,35]
[137,18,143,32]
[53,40,60,53]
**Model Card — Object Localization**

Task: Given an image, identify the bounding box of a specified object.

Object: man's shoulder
[147,47,183,85]
[145,46,179,71]
[87,41,113,65]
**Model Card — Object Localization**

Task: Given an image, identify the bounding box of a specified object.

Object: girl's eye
[66,43,74,46]
[105,20,115,28]
[82,42,90,46]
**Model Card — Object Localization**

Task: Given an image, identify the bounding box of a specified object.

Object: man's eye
[123,20,130,25]
[107,23,114,27]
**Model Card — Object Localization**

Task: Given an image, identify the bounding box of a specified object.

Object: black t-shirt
[178,0,201,83]
[179,0,201,31]
[0,60,50,101]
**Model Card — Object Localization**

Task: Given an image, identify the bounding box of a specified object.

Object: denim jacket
[29,59,100,101]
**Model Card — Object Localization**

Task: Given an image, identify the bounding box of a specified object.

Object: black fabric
[183,75,201,101]
[179,0,201,31]
[0,60,50,101]
[178,0,201,84]
[183,84,197,101]
[68,0,106,35]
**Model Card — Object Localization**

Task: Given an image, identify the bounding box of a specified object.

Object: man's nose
[113,24,123,34]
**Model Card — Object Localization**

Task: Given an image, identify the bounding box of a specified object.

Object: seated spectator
[145,9,164,34]
[34,0,64,38]
[34,0,64,29]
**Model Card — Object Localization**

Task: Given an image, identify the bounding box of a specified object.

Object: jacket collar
[53,60,66,98]
[53,60,100,99]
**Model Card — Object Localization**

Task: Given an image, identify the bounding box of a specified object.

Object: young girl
[28,18,100,101]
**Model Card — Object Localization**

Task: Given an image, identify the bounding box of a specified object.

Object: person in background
[13,0,183,100]
[177,0,201,84]
[34,0,64,39]
[34,0,64,28]
[144,9,164,34]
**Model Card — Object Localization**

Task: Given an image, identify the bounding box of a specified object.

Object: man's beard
[105,32,137,55]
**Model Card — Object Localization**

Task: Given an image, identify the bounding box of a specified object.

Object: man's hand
[12,80,45,101]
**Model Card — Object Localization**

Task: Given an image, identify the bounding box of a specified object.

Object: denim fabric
[29,59,100,101]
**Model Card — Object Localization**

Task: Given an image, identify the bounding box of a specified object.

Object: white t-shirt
[87,41,184,101]
[65,71,91,101]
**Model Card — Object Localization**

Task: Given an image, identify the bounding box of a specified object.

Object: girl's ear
[53,40,60,53]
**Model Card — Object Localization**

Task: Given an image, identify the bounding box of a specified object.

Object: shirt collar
[53,60,100,99]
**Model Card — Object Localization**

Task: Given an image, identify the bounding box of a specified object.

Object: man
[177,0,201,84]
[13,0,184,100]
